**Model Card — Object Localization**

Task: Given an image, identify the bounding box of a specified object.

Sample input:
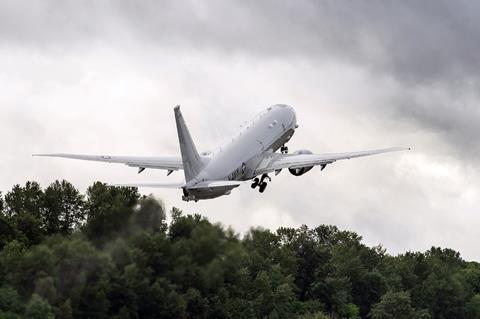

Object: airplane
[34,104,409,202]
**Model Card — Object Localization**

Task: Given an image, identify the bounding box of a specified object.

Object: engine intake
[288,149,314,176]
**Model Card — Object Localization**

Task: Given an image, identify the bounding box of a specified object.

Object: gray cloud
[3,0,479,82]
[2,0,480,159]
[1,0,480,259]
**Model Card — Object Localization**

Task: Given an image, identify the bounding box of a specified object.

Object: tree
[1,180,480,318]
[24,294,54,319]
[461,262,480,296]
[417,249,466,319]
[84,182,139,244]
[34,277,57,305]
[369,291,416,319]
[354,271,387,317]
[0,241,25,287]
[0,287,23,314]
[0,192,4,214]
[465,294,480,319]
[276,225,326,301]
[4,182,44,219]
[133,196,166,233]
[56,299,73,319]
[296,313,329,319]
[43,180,84,235]
[4,182,45,246]
[0,217,17,250]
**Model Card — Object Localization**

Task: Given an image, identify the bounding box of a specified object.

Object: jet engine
[288,149,314,176]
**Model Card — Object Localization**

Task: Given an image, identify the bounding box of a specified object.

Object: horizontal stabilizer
[189,180,243,189]
[108,182,184,189]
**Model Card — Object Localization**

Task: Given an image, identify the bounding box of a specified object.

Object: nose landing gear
[281,145,289,154]
[251,174,271,193]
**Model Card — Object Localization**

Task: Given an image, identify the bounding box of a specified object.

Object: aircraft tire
[259,182,267,193]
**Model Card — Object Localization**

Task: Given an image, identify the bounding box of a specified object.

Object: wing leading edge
[33,153,183,171]
[256,147,410,175]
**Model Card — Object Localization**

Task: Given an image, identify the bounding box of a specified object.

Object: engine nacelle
[288,149,314,176]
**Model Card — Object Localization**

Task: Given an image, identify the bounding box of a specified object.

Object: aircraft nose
[283,106,297,128]
[290,108,297,128]
[272,104,296,128]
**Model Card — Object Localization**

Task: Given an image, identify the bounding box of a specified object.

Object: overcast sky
[1,0,479,260]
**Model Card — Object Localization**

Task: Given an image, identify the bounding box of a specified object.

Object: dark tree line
[0,180,479,319]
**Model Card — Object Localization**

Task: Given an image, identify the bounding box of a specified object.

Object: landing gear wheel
[261,174,271,182]
[281,146,289,154]
[251,178,259,189]
[259,182,268,193]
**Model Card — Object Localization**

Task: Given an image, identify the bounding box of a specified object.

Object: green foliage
[4,182,44,219]
[43,180,84,235]
[25,294,54,319]
[134,196,167,233]
[56,299,73,319]
[0,216,17,251]
[369,291,415,319]
[0,180,478,318]
[3,182,45,245]
[0,192,4,213]
[0,312,22,319]
[296,312,329,319]
[1,181,85,246]
[0,287,22,314]
[84,182,139,245]
[465,294,480,319]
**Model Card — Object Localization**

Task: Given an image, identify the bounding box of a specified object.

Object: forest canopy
[0,180,479,319]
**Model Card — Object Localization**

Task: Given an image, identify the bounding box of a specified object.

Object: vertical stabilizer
[174,105,204,181]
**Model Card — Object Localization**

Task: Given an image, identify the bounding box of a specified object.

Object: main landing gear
[251,174,271,193]
[251,145,288,194]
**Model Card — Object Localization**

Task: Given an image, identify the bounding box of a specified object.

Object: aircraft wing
[255,147,410,175]
[109,182,184,188]
[33,153,183,171]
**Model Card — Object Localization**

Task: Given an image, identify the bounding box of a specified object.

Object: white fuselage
[184,104,297,199]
